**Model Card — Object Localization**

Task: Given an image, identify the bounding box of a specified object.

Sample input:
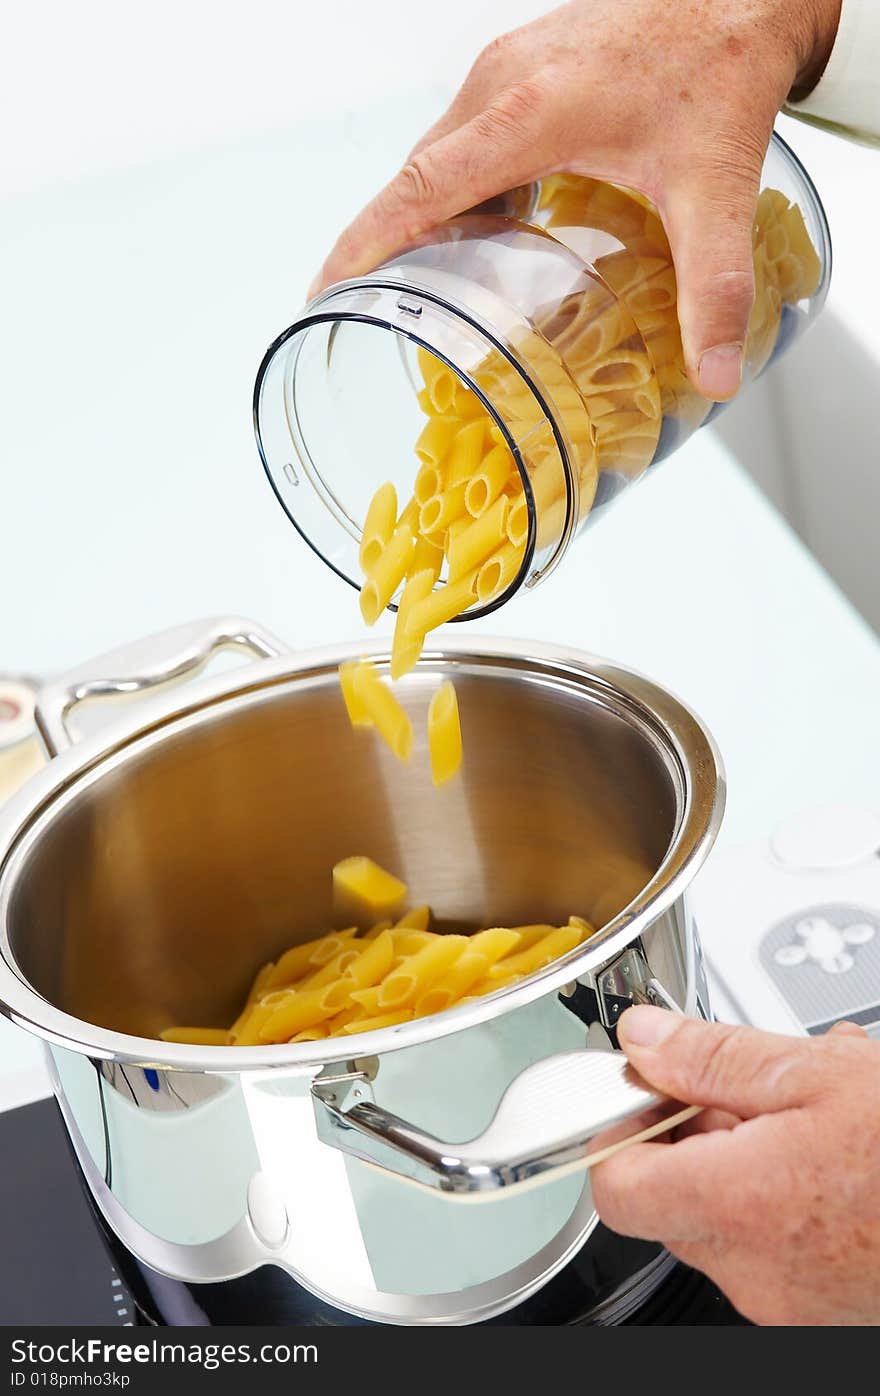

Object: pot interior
[5,658,679,1039]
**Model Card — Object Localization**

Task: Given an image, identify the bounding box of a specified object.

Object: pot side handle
[312,1050,700,1199]
[35,615,288,757]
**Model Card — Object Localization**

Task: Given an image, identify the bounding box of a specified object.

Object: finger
[310,79,556,294]
[408,30,526,159]
[406,74,492,161]
[617,1007,822,1118]
[672,1106,741,1141]
[829,1019,868,1038]
[591,1128,733,1243]
[663,141,767,400]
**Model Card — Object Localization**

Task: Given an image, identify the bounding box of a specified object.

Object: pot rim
[0,634,725,1070]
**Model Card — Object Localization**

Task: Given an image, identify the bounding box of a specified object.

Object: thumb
[618,1006,820,1119]
[664,157,763,401]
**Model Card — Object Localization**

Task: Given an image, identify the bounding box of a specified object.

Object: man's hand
[590,1006,880,1325]
[311,0,841,400]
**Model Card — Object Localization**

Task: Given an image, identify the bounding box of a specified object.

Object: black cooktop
[0,1098,747,1327]
[0,1098,135,1325]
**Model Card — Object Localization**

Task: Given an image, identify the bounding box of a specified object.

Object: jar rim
[253,276,582,619]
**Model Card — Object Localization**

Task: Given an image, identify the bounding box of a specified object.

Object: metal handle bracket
[35,615,287,756]
[313,1049,698,1200]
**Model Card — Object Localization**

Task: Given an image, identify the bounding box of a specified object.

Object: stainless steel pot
[0,617,724,1325]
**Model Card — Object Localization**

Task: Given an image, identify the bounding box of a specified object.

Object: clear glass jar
[254,132,830,619]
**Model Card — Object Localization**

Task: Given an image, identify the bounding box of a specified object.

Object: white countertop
[1,103,879,1109]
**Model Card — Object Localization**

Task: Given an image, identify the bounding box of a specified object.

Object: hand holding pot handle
[591,1006,880,1325]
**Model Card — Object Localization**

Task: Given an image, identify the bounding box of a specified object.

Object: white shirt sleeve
[784,0,880,142]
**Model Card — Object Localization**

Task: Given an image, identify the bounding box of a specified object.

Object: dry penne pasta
[476,543,524,604]
[326,1005,363,1034]
[362,919,392,939]
[511,923,566,949]
[359,481,397,573]
[343,928,395,990]
[463,444,513,516]
[447,420,487,486]
[360,522,415,625]
[247,961,278,1002]
[377,935,468,1009]
[258,986,340,1041]
[350,661,414,761]
[389,927,435,954]
[415,415,457,465]
[409,532,444,580]
[349,986,383,1014]
[506,496,529,549]
[341,1009,414,1033]
[394,905,432,931]
[390,569,435,681]
[483,924,587,980]
[231,1000,276,1046]
[427,681,463,787]
[334,183,819,789]
[418,483,468,534]
[290,1026,330,1042]
[333,854,408,918]
[446,496,510,582]
[405,571,478,635]
[418,346,457,413]
[338,660,374,728]
[267,931,353,989]
[414,460,446,505]
[159,1027,230,1045]
[300,946,363,991]
[414,928,521,1014]
[164,859,601,1047]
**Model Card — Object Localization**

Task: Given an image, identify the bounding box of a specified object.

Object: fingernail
[697,343,743,400]
[619,1005,679,1048]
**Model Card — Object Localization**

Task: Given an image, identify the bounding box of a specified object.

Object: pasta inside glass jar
[254,132,830,622]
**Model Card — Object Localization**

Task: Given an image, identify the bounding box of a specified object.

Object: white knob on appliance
[770,807,880,871]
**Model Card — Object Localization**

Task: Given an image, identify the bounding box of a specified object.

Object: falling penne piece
[391,570,435,681]
[350,662,414,760]
[427,681,463,787]
[338,661,374,728]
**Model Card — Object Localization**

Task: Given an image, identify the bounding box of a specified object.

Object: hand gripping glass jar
[254,132,830,620]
